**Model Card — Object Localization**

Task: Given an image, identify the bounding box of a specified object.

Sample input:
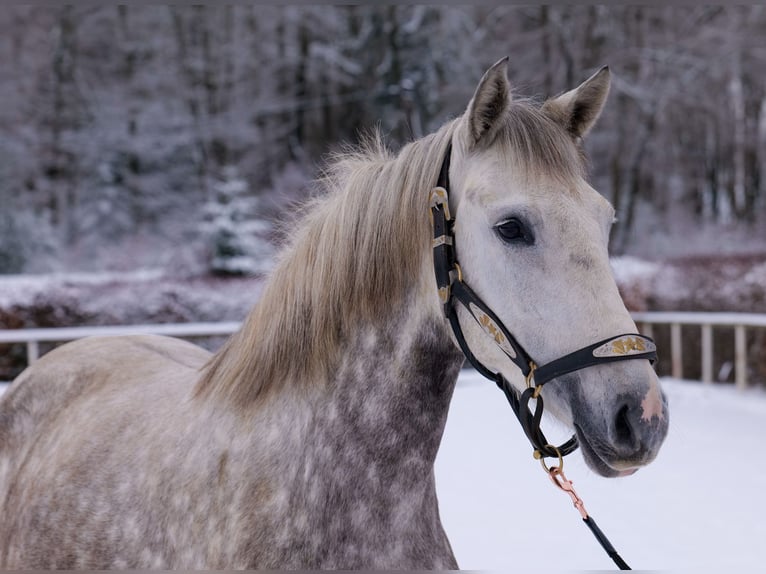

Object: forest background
[1,5,765,382]
[2,4,765,273]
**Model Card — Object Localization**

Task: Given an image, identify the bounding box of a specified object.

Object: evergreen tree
[202,166,274,276]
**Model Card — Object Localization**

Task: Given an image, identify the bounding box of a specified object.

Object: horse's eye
[495,218,534,245]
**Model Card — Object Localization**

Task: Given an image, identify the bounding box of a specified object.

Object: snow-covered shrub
[610,256,661,311]
[202,166,275,277]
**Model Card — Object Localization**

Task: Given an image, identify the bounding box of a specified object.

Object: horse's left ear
[542,66,610,140]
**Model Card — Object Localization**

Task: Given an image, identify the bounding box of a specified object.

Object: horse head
[443,58,668,477]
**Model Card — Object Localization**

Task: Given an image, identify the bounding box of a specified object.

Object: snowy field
[437,371,766,572]
[1,373,764,571]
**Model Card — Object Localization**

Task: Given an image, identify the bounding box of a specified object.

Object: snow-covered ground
[437,371,766,571]
[1,372,763,571]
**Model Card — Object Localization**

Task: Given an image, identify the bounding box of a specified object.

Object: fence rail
[1,312,765,388]
[0,322,241,364]
[632,311,766,389]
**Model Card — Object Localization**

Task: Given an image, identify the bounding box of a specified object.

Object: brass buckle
[429,187,451,221]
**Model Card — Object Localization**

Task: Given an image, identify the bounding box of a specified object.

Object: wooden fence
[1,312,765,388]
[632,312,766,389]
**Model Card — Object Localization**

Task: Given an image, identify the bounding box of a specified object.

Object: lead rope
[537,446,631,570]
[448,278,635,571]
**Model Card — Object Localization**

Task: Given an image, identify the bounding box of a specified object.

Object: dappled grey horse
[0,58,668,569]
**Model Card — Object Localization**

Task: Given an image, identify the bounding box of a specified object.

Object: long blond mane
[196,99,585,408]
[196,121,459,406]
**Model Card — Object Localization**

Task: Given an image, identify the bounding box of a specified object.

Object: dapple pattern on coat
[0,321,463,569]
[0,57,668,568]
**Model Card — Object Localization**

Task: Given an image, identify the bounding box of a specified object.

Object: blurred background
[1,5,765,383]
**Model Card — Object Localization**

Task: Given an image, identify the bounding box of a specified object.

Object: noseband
[429,143,657,461]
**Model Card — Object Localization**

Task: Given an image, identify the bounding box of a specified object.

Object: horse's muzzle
[575,387,669,478]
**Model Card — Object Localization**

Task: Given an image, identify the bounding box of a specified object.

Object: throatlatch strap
[448,310,498,382]
[450,280,532,375]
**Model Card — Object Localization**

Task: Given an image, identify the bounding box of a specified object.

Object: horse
[0,58,668,569]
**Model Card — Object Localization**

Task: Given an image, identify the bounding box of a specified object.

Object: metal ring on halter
[525,361,542,399]
[534,444,564,473]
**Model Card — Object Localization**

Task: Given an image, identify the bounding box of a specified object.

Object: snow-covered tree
[2,5,766,270]
[202,166,274,277]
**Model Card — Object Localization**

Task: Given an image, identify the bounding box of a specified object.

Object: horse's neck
[317,309,463,467]
[274,305,464,567]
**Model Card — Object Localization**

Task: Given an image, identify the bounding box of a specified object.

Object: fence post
[641,322,653,340]
[735,324,747,390]
[701,324,713,384]
[670,323,682,379]
[26,340,40,364]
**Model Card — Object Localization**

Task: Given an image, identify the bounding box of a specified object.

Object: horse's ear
[466,57,511,144]
[542,66,610,140]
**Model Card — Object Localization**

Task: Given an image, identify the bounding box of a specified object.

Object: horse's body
[1,326,461,569]
[0,59,668,569]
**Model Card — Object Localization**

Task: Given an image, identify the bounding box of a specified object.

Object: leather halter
[430,142,657,461]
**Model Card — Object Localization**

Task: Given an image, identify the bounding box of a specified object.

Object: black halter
[430,143,657,461]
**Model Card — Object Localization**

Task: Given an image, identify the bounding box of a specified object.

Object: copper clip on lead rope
[548,466,588,520]
[535,445,631,570]
[536,444,588,519]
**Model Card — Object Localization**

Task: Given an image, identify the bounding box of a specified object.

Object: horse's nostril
[614,404,635,448]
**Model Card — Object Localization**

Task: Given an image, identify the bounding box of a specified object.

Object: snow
[436,371,766,571]
[609,255,661,285]
[0,269,166,308]
[0,271,263,330]
[0,372,763,571]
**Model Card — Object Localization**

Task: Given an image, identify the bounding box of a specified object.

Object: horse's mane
[195,121,459,406]
[196,100,583,408]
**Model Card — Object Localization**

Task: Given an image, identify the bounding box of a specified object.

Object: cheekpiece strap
[450,280,533,376]
[430,188,455,315]
[430,144,455,314]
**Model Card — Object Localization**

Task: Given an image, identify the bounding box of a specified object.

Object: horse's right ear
[465,57,511,145]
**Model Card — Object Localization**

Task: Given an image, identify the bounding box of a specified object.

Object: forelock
[479,99,586,186]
